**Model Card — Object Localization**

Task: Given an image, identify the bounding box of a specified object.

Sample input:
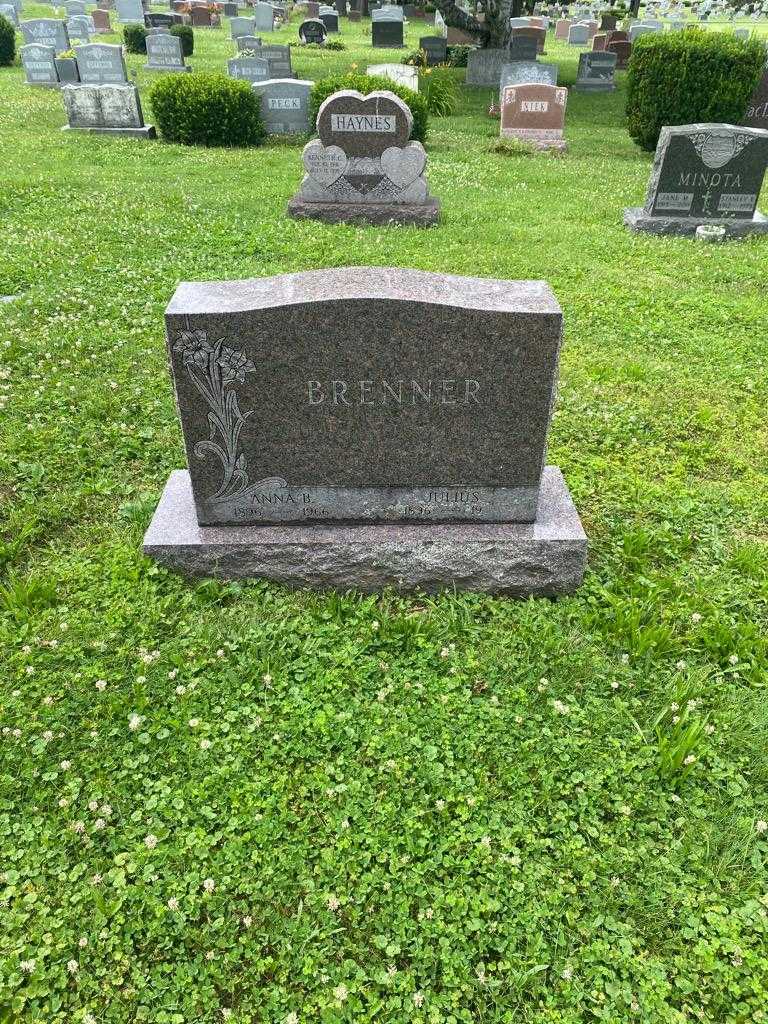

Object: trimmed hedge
[170,24,194,57]
[0,13,15,67]
[123,23,147,54]
[308,72,429,143]
[626,29,765,151]
[149,72,265,147]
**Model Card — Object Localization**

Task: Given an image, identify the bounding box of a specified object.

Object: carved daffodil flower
[174,329,214,370]
[217,346,256,382]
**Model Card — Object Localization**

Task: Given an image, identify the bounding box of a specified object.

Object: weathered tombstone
[599,12,617,29]
[21,19,70,51]
[624,123,768,237]
[0,2,18,25]
[287,89,440,225]
[419,35,447,66]
[508,15,530,28]
[230,15,256,36]
[500,82,567,151]
[227,53,270,81]
[115,0,144,22]
[742,70,768,131]
[512,25,546,54]
[254,0,275,30]
[499,59,558,103]
[367,62,419,91]
[554,17,571,38]
[220,1,238,13]
[299,16,326,42]
[252,77,312,133]
[190,6,213,26]
[371,4,403,18]
[606,39,630,68]
[63,0,87,15]
[629,22,656,40]
[371,16,402,44]
[434,7,447,36]
[348,8,361,20]
[508,34,538,61]
[236,34,263,50]
[144,268,586,595]
[573,50,616,90]
[606,29,628,43]
[466,49,511,87]
[257,43,292,75]
[91,9,112,32]
[61,82,156,136]
[567,22,589,44]
[591,32,606,50]
[67,15,93,44]
[145,11,176,27]
[145,31,190,70]
[21,43,60,87]
[320,9,339,30]
[305,0,319,14]
[75,42,127,83]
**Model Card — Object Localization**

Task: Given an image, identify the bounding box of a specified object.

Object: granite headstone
[115,0,144,22]
[61,82,156,137]
[573,50,617,90]
[145,31,190,70]
[299,17,326,41]
[372,18,403,45]
[419,35,447,66]
[500,82,567,151]
[227,54,270,81]
[21,43,59,86]
[252,77,313,133]
[742,70,768,131]
[75,42,128,83]
[21,19,70,51]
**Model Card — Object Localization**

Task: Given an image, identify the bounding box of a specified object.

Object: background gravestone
[512,25,546,54]
[466,49,511,87]
[144,268,586,596]
[508,35,538,61]
[145,31,190,71]
[288,89,440,226]
[236,34,263,51]
[21,43,60,87]
[0,2,19,25]
[252,78,313,134]
[742,70,768,131]
[61,82,156,137]
[372,18,403,46]
[573,50,617,91]
[606,39,631,68]
[299,18,326,43]
[66,16,93,43]
[624,123,768,237]
[254,1,274,31]
[227,54,270,82]
[367,62,419,91]
[75,42,127,83]
[500,82,568,151]
[230,15,256,37]
[91,9,112,32]
[115,0,144,22]
[567,23,589,44]
[319,10,339,31]
[260,43,293,76]
[21,19,70,51]
[500,60,558,102]
[419,35,447,66]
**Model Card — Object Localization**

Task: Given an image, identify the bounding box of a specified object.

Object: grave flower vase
[55,57,80,82]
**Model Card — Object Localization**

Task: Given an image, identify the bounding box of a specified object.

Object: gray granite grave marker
[115,0,143,21]
[466,49,511,87]
[252,77,312,133]
[742,69,768,131]
[499,59,558,102]
[236,34,263,51]
[144,268,586,595]
[75,42,127,83]
[227,54,270,81]
[21,18,70,51]
[67,15,93,43]
[624,122,768,237]
[508,34,538,60]
[573,50,617,90]
[567,22,588,44]
[21,43,60,86]
[260,42,293,76]
[230,15,256,36]
[145,31,190,71]
[253,0,274,30]
[62,82,156,137]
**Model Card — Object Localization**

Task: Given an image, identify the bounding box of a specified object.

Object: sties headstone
[573,51,617,91]
[252,78,312,133]
[21,44,59,87]
[500,82,567,151]
[288,89,440,226]
[62,82,156,137]
[624,123,768,237]
[75,43,128,83]
[145,31,190,71]
[143,267,586,596]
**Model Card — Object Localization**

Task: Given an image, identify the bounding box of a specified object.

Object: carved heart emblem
[302,141,348,186]
[380,143,426,189]
[316,89,412,158]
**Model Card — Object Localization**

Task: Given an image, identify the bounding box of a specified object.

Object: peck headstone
[252,77,312,133]
[144,268,586,595]
[624,123,768,237]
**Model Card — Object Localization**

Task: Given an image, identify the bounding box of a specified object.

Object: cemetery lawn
[2,8,768,1023]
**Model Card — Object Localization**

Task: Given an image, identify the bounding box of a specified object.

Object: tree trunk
[432,0,513,47]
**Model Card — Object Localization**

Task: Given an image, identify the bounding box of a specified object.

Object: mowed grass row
[1,8,767,1024]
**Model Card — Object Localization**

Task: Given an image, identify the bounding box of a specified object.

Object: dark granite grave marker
[466,49,511,87]
[260,43,293,76]
[419,35,447,66]
[508,34,538,61]
[573,50,616,91]
[299,16,326,42]
[742,70,768,132]
[320,9,339,30]
[144,268,586,595]
[624,123,768,237]
[372,18,404,46]
[512,25,546,54]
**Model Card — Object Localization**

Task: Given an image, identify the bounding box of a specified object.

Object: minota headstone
[624,123,768,237]
[252,78,312,133]
[61,82,156,137]
[573,50,617,91]
[143,268,586,596]
[288,89,440,226]
[21,43,60,87]
[145,31,190,71]
[75,43,128,83]
[500,82,568,152]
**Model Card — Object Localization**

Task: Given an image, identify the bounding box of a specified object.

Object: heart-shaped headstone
[316,89,412,158]
[303,141,348,186]
[380,142,426,189]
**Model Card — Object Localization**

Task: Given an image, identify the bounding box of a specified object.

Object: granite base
[572,82,615,91]
[61,125,157,138]
[287,196,440,226]
[623,207,768,238]
[142,467,587,596]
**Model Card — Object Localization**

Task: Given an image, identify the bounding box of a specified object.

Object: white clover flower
[552,700,570,715]
[676,660,687,671]
[88,800,98,812]
[262,673,272,685]
[71,820,85,833]
[168,668,178,680]
[95,680,107,691]
[128,714,143,731]
[561,966,573,980]
[20,959,35,973]
[610,681,619,690]
[200,739,212,750]
[242,915,252,928]
[729,654,739,665]
[221,1009,232,1019]
[413,991,424,1008]
[67,959,79,974]
[175,685,186,696]
[144,834,158,849]
[691,613,702,624]
[94,818,106,830]
[101,804,112,817]
[203,878,215,892]
[756,820,768,834]
[78,936,88,948]
[60,760,71,771]
[136,676,146,685]
[205,950,215,961]
[480,835,491,848]
[216,649,225,658]
[332,983,348,1003]
[167,897,180,911]
[58,798,69,808]
[327,894,340,911]
[285,1013,299,1024]
[91,873,102,885]
[25,666,35,676]
[435,799,445,811]
[43,696,53,706]
[188,718,200,728]
[683,754,696,766]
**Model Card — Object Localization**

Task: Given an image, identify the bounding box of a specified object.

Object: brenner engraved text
[306,379,481,406]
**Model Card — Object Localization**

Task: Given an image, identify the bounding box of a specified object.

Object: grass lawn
[1,7,768,1022]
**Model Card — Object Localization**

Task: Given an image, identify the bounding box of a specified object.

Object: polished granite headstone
[419,35,447,66]
[75,42,128,83]
[230,15,256,37]
[21,43,59,87]
[500,82,567,151]
[288,89,439,225]
[145,31,190,71]
[742,70,768,132]
[466,48,513,86]
[299,17,326,42]
[573,50,616,91]
[372,18,403,46]
[21,18,70,51]
[606,38,631,68]
[228,54,269,81]
[144,268,586,594]
[252,78,312,133]
[624,123,768,237]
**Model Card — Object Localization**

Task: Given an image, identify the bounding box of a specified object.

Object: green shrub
[419,67,458,117]
[626,29,765,151]
[149,72,265,147]
[123,23,147,54]
[170,24,194,57]
[309,72,429,143]
[0,13,15,67]
[446,44,472,68]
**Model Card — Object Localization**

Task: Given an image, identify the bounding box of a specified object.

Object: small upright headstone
[554,17,571,39]
[567,22,589,44]
[433,7,447,36]
[259,43,293,76]
[591,32,606,50]
[573,50,617,91]
[144,268,586,595]
[299,17,326,42]
[21,43,60,87]
[252,78,313,133]
[500,82,567,151]
[75,42,128,83]
[305,0,320,15]
[190,6,214,26]
[466,49,511,87]
[220,1,239,14]
[419,35,447,66]
[227,54,270,81]
[145,31,190,71]
[146,11,177,27]
[624,123,768,238]
[115,0,144,23]
[320,9,339,31]
[606,39,631,68]
[287,89,440,226]
[508,35,538,61]
[230,15,256,37]
[66,16,93,44]
[21,18,70,51]
[628,22,656,41]
[254,1,275,30]
[63,0,87,15]
[61,82,156,137]
[512,25,546,54]
[335,0,347,15]
[367,62,419,91]
[371,16,402,45]
[91,9,112,32]
[236,34,263,51]
[599,12,617,29]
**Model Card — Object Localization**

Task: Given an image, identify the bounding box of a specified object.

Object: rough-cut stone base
[623,206,768,238]
[572,82,616,92]
[61,124,157,138]
[142,467,587,595]
[501,131,567,153]
[287,195,440,226]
